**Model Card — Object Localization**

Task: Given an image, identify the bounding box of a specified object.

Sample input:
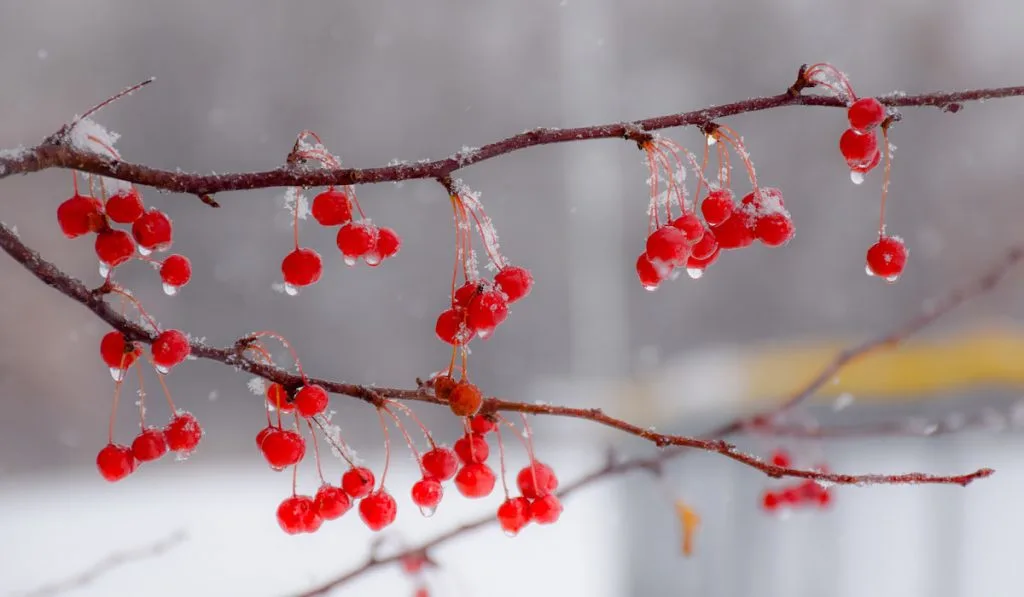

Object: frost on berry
[259,428,306,470]
[454,462,496,498]
[105,189,145,224]
[494,266,533,303]
[866,235,907,280]
[164,412,202,455]
[95,229,135,268]
[516,462,558,499]
[311,189,353,226]
[277,495,322,534]
[58,194,105,238]
[131,427,168,462]
[435,309,470,346]
[411,477,444,516]
[447,381,483,417]
[497,497,532,536]
[466,291,508,338]
[314,484,352,520]
[421,447,459,481]
[336,222,377,264]
[342,466,376,498]
[359,490,398,531]
[454,433,489,464]
[96,443,136,482]
[281,247,323,290]
[294,384,329,417]
[848,97,886,131]
[131,209,173,253]
[151,329,190,372]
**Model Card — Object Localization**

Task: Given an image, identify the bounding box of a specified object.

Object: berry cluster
[759,450,833,513]
[279,132,402,294]
[634,130,793,290]
[804,63,908,282]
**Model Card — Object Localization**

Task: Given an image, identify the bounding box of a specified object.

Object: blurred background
[2,1,1024,596]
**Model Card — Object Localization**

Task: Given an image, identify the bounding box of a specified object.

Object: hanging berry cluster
[759,449,833,513]
[279,131,402,295]
[635,127,793,290]
[803,63,907,281]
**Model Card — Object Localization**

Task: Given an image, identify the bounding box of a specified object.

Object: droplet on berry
[839,128,878,165]
[96,443,136,481]
[411,477,444,517]
[494,266,534,303]
[497,497,532,536]
[848,97,886,131]
[58,194,105,238]
[358,490,398,531]
[277,495,322,534]
[131,209,173,252]
[866,235,907,280]
[454,462,496,498]
[466,291,508,339]
[454,433,489,464]
[281,247,323,288]
[131,427,168,462]
[294,384,329,418]
[636,253,667,291]
[106,189,145,224]
[421,447,459,481]
[850,171,865,185]
[152,329,190,371]
[336,222,377,263]
[159,255,192,292]
[311,189,353,226]
[700,189,735,227]
[314,484,352,520]
[646,226,689,266]
[165,412,202,455]
[848,147,881,175]
[259,428,306,470]
[95,229,136,268]
[341,466,376,499]
[516,462,558,499]
[529,494,563,524]
[448,381,483,417]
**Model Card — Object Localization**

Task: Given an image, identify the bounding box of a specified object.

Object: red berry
[375,227,402,261]
[277,495,322,534]
[754,213,794,247]
[645,225,689,266]
[817,489,833,508]
[259,428,306,469]
[866,236,907,279]
[848,97,886,131]
[761,490,780,512]
[690,227,717,260]
[635,253,667,290]
[494,266,534,303]
[839,128,878,165]
[448,381,483,417]
[105,189,145,224]
[342,466,376,498]
[255,425,274,450]
[151,329,190,371]
[58,194,105,238]
[799,479,824,500]
[159,255,192,288]
[336,222,377,261]
[95,229,135,267]
[100,331,141,370]
[294,384,329,418]
[453,281,482,309]
[516,462,558,499]
[497,497,532,536]
[453,433,489,464]
[311,189,353,226]
[741,188,785,212]
[770,449,792,468]
[850,148,881,173]
[466,291,508,338]
[411,477,444,513]
[359,490,398,531]
[687,246,720,271]
[164,412,202,454]
[711,213,755,250]
[670,213,704,244]
[435,308,468,345]
[314,484,351,520]
[421,447,459,481]
[780,487,802,505]
[96,443,136,481]
[402,554,427,574]
[131,427,168,462]
[454,462,496,498]
[131,209,173,252]
[701,189,735,226]
[469,414,497,435]
[266,383,294,414]
[281,247,323,287]
[529,494,563,524]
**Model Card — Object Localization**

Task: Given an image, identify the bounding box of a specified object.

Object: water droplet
[503,529,519,538]
[98,262,110,277]
[283,283,299,296]
[270,464,285,472]
[155,364,170,375]
[686,268,704,279]
[162,283,179,296]
[850,171,865,185]
[175,452,191,462]
[706,136,717,146]
[138,245,153,257]
[364,252,382,266]
[885,274,900,283]
[418,505,436,518]
[642,284,659,292]
[109,367,126,382]
[864,265,875,277]
[343,256,357,266]
[477,328,492,339]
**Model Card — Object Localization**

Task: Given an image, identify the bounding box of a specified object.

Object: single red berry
[260,428,306,469]
[839,128,878,165]
[165,412,202,454]
[701,189,735,227]
[314,484,351,520]
[848,97,886,131]
[690,226,717,260]
[294,384,329,418]
[131,427,168,462]
[151,329,190,371]
[411,477,444,513]
[645,225,689,266]
[454,462,496,499]
[516,461,558,499]
[780,486,802,505]
[670,213,704,245]
[435,308,468,346]
[100,331,141,370]
[761,490,780,512]
[466,291,509,338]
[131,209,173,252]
[159,255,192,288]
[529,494,563,524]
[96,443,136,481]
[799,479,824,500]
[58,194,105,238]
[311,189,353,226]
[402,554,427,575]
[105,189,145,224]
[454,433,489,464]
[453,281,483,309]
[266,383,294,414]
[494,266,534,303]
[421,447,459,481]
[336,222,377,262]
[850,148,881,174]
[277,495,322,534]
[754,213,795,247]
[687,246,720,272]
[359,490,398,531]
[771,449,792,468]
[281,247,323,288]
[448,381,483,417]
[635,253,667,290]
[375,227,402,261]
[255,425,274,450]
[497,497,533,536]
[342,466,376,498]
[469,414,497,435]
[711,213,755,250]
[866,236,908,279]
[817,489,834,508]
[94,229,135,267]
[432,375,457,400]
